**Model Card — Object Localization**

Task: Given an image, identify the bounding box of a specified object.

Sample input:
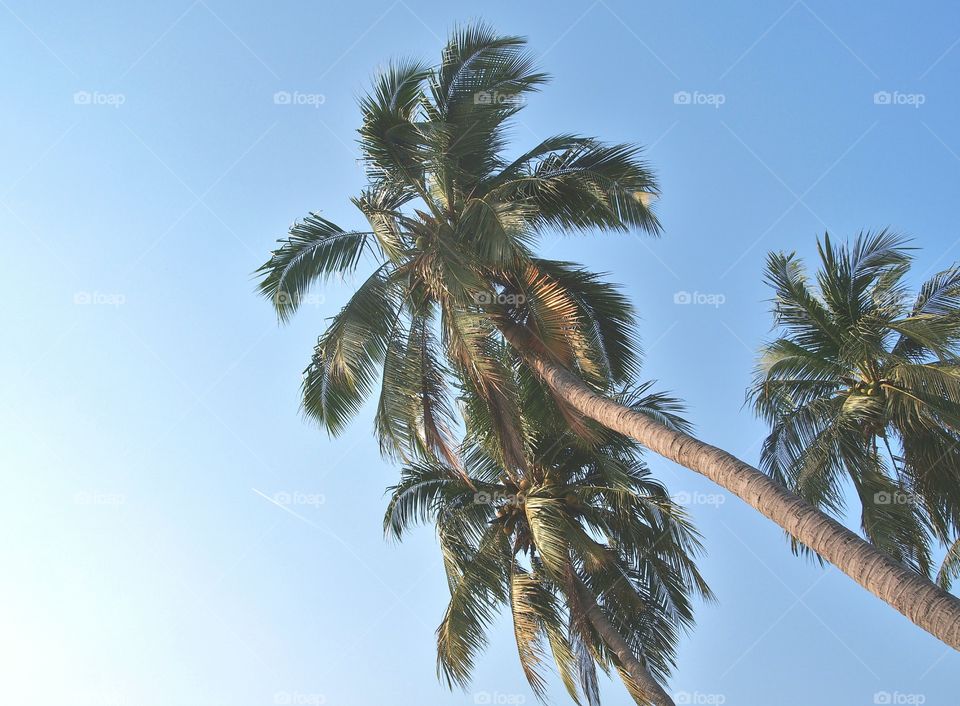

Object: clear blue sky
[3,1,959,704]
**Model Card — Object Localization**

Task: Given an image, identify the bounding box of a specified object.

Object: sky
[2,1,960,704]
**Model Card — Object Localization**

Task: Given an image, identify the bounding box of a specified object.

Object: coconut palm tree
[748,231,960,585]
[384,389,710,706]
[257,23,651,476]
[258,23,960,648]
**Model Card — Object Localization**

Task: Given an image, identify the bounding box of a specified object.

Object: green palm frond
[257,215,372,322]
[436,523,510,688]
[351,182,416,262]
[383,460,482,540]
[358,59,432,186]
[752,232,960,575]
[492,141,660,234]
[302,265,399,432]
[937,536,960,589]
[529,259,642,385]
[615,382,692,435]
[508,561,583,704]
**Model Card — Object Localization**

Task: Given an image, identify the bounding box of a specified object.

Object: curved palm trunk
[501,325,960,650]
[573,577,674,706]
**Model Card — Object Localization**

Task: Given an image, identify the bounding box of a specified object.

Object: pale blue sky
[3,2,960,704]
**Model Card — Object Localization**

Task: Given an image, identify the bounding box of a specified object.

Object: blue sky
[3,1,960,704]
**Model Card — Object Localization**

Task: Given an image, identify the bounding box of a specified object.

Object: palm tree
[748,231,960,585]
[384,399,710,706]
[258,23,960,648]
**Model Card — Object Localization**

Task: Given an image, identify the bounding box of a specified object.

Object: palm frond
[302,265,399,432]
[436,523,510,688]
[257,215,371,321]
[937,536,960,589]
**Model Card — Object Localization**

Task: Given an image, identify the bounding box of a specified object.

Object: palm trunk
[573,576,675,706]
[501,324,960,650]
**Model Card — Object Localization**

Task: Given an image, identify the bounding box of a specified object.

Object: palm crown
[749,231,960,581]
[256,23,660,475]
[384,385,710,705]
